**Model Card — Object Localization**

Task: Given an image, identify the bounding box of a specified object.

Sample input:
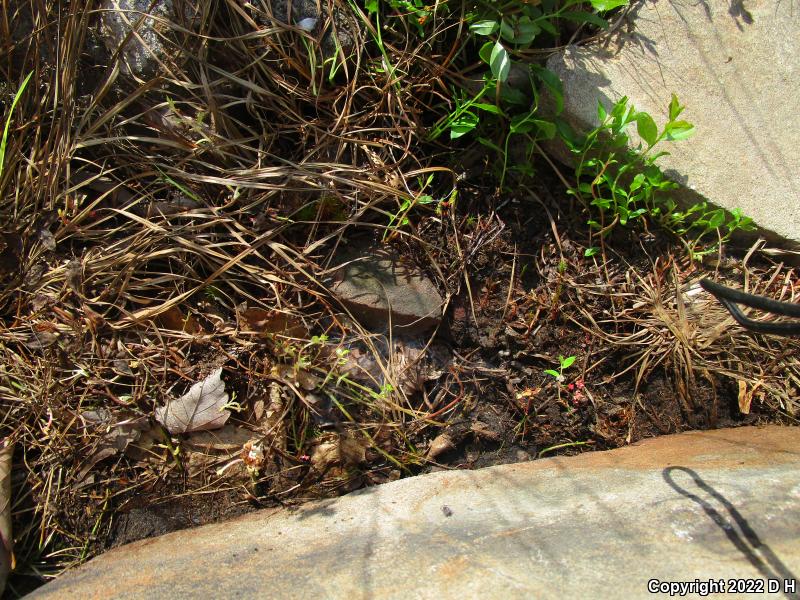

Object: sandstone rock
[28,426,800,599]
[546,0,800,248]
[328,245,443,334]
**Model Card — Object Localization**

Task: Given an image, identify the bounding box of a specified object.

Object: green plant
[0,71,33,181]
[428,1,628,187]
[544,354,576,382]
[567,95,754,259]
[544,354,576,405]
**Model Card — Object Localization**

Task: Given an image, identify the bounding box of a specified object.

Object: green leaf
[544,369,560,378]
[597,100,608,122]
[508,116,556,139]
[512,20,539,45]
[636,112,658,147]
[534,119,557,140]
[489,41,510,83]
[450,112,479,139]
[629,173,645,192]
[479,41,494,66]
[561,355,576,369]
[668,93,683,121]
[538,19,558,35]
[531,65,563,114]
[499,85,528,106]
[555,118,580,147]
[610,96,631,121]
[472,102,504,115]
[364,0,379,13]
[707,209,726,229]
[477,136,504,154]
[665,121,695,140]
[499,19,515,43]
[510,113,536,134]
[589,0,629,11]
[469,20,499,35]
[560,10,609,29]
[584,246,601,257]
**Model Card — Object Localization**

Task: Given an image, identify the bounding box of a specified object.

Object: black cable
[701,278,800,317]
[700,278,800,336]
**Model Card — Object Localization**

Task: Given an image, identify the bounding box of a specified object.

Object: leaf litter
[155,368,231,435]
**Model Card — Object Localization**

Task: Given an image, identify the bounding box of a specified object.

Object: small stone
[329,245,443,334]
[249,0,358,60]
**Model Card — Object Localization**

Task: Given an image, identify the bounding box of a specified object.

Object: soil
[94,172,773,558]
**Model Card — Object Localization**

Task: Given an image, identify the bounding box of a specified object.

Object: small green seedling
[544,354,576,383]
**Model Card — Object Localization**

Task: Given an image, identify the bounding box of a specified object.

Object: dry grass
[0,0,471,586]
[0,0,797,594]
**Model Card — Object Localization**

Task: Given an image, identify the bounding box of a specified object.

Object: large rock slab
[547,0,800,248]
[29,426,800,599]
[328,245,443,334]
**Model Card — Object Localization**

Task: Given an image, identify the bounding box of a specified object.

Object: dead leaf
[66,259,83,293]
[24,330,59,350]
[393,341,449,395]
[426,433,455,459]
[238,306,307,338]
[737,380,762,415]
[338,347,383,384]
[184,425,253,452]
[737,381,750,414]
[156,306,203,334]
[36,228,56,252]
[470,421,501,442]
[271,364,320,392]
[83,305,106,330]
[155,368,230,434]
[80,410,150,452]
[310,433,368,472]
[74,447,117,488]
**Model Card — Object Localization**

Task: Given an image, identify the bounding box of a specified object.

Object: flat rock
[546,0,800,248]
[328,245,443,334]
[29,425,800,599]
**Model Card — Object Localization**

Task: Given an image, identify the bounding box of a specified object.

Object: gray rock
[329,245,443,334]
[546,0,800,248]
[252,0,358,59]
[28,425,800,599]
[98,0,199,79]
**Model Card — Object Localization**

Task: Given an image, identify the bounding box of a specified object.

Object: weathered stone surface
[249,0,358,59]
[329,246,443,334]
[29,426,800,599]
[546,0,800,248]
[98,0,199,79]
